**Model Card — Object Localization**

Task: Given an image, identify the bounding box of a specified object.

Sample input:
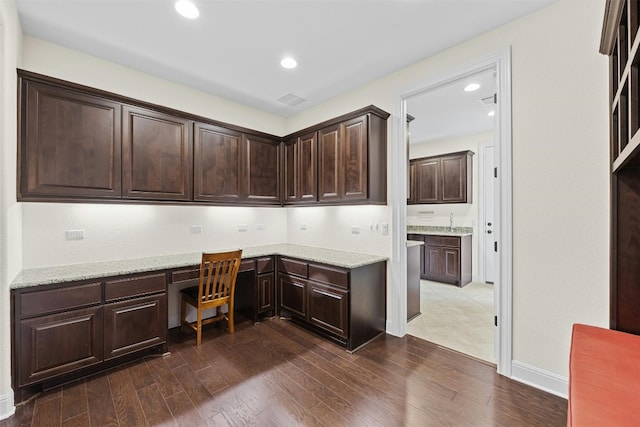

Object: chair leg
[228,303,235,334]
[196,307,202,346]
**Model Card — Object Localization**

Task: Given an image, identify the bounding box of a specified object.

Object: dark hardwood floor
[1,318,567,426]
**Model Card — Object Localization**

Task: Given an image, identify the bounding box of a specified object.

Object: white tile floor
[407,279,495,364]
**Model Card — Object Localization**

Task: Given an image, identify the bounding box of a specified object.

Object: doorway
[393,48,512,376]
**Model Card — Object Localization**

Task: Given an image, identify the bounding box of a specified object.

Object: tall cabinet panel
[318,124,341,201]
[415,159,439,203]
[193,123,243,202]
[341,116,368,200]
[602,0,640,334]
[285,132,317,204]
[122,105,192,200]
[19,79,122,199]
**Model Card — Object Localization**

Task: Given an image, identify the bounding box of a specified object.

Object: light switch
[238,224,248,232]
[381,223,389,235]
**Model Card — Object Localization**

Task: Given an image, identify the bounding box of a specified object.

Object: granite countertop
[11,244,388,289]
[407,225,473,237]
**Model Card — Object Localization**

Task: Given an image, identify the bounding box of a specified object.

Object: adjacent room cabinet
[408,150,474,204]
[18,70,388,207]
[277,256,386,351]
[408,234,472,287]
[601,0,640,335]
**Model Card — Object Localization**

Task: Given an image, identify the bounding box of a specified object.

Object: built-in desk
[10,244,387,402]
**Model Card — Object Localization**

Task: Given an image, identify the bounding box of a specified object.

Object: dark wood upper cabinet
[19,79,122,199]
[284,132,317,204]
[409,150,474,204]
[193,123,243,202]
[244,134,281,204]
[318,124,341,201]
[122,105,192,200]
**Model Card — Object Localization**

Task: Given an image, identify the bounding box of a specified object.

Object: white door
[482,144,496,284]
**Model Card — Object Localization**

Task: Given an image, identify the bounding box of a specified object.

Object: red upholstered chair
[180,250,242,345]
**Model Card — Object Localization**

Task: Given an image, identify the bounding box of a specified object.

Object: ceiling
[16,0,556,119]
[407,67,497,143]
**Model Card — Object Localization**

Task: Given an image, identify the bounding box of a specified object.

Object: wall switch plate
[190,225,203,234]
[65,230,85,240]
[351,226,360,234]
[238,224,248,232]
[381,223,389,235]
[256,223,265,230]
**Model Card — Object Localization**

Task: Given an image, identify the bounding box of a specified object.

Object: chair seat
[180,285,223,302]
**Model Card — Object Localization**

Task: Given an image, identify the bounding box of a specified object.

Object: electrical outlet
[238,224,248,232]
[300,223,307,230]
[65,230,85,240]
[351,225,360,234]
[190,225,203,234]
[256,223,265,230]
[381,223,389,235]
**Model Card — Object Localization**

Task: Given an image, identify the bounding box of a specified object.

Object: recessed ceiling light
[488,110,496,117]
[281,57,298,69]
[175,0,199,19]
[464,83,480,92]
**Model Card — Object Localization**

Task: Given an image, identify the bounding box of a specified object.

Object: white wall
[285,0,609,384]
[408,132,491,282]
[0,1,21,420]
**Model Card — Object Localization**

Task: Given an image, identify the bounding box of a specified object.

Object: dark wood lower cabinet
[234,257,276,323]
[408,234,472,287]
[277,256,386,351]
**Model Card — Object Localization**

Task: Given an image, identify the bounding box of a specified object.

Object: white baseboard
[511,360,568,399]
[0,391,15,421]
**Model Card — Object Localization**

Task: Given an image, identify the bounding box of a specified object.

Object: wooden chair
[180,249,242,345]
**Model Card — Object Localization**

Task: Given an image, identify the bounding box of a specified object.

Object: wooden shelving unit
[602,0,640,334]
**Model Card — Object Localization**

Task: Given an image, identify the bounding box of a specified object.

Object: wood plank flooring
[1,318,567,426]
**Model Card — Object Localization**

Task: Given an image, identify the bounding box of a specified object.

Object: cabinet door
[441,154,467,203]
[284,139,297,202]
[416,159,440,203]
[318,124,341,201]
[308,282,348,338]
[20,80,122,199]
[341,116,368,201]
[257,273,275,313]
[18,306,103,386]
[104,293,167,360]
[244,134,281,204]
[194,123,243,202]
[443,248,461,283]
[278,274,307,318]
[122,105,192,200]
[284,132,318,204]
[424,245,442,279]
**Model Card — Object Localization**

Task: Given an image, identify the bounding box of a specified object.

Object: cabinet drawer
[105,273,166,302]
[424,235,461,247]
[239,259,255,273]
[19,282,102,318]
[257,257,274,274]
[171,268,200,283]
[309,264,349,289]
[279,258,308,278]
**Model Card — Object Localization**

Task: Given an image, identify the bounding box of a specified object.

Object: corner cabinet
[408,150,474,204]
[284,106,390,205]
[277,257,386,351]
[601,0,640,334]
[12,274,168,395]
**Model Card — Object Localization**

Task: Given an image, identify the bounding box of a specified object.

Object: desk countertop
[11,244,388,289]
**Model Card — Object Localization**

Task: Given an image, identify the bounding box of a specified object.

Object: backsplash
[407,225,474,234]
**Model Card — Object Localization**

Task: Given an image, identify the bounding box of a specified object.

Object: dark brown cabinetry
[235,256,277,322]
[406,241,422,321]
[284,132,318,204]
[12,274,167,397]
[408,234,472,287]
[18,71,389,207]
[277,256,386,351]
[408,151,474,204]
[601,1,640,334]
[122,105,193,201]
[19,78,122,200]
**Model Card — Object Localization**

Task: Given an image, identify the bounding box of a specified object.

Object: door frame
[391,47,513,376]
[478,140,496,284]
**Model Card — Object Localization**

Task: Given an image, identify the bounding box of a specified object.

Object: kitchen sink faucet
[449,212,454,232]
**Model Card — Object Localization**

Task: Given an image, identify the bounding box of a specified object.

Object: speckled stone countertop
[407,225,473,236]
[406,240,425,248]
[11,244,388,289]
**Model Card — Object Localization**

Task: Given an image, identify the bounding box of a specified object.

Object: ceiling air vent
[277,93,306,107]
[479,94,497,106]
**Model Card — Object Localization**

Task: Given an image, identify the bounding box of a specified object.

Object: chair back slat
[197,249,242,306]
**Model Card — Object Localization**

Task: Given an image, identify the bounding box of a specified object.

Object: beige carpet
[407,280,495,363]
